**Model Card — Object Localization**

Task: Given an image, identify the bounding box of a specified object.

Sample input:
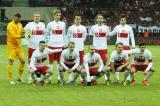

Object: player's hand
[144,70,148,75]
[87,82,91,86]
[132,47,135,49]
[116,66,123,72]
[67,69,73,73]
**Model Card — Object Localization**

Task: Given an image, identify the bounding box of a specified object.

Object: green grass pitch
[0,45,159,106]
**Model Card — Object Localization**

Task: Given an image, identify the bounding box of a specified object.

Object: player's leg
[80,68,87,85]
[71,66,82,85]
[143,66,155,86]
[30,69,37,86]
[104,65,111,86]
[17,58,25,83]
[7,48,16,85]
[27,48,35,83]
[8,59,15,85]
[59,65,65,85]
[130,65,136,86]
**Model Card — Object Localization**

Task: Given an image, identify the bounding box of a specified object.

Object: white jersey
[83,53,104,82]
[89,24,110,50]
[46,21,66,47]
[60,49,80,70]
[30,48,62,70]
[130,48,152,65]
[110,50,129,65]
[110,24,135,47]
[24,22,45,49]
[67,24,87,51]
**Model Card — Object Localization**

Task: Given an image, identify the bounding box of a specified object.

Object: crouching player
[130,43,155,86]
[81,45,105,86]
[106,43,130,86]
[59,42,81,85]
[30,41,62,86]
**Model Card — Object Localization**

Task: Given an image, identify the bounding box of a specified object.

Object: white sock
[104,74,108,80]
[68,72,73,82]
[115,72,120,80]
[48,64,53,80]
[27,65,32,81]
[57,64,60,80]
[126,73,130,80]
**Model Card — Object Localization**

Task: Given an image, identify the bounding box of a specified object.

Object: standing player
[24,12,46,83]
[6,13,25,85]
[67,14,87,83]
[30,41,62,86]
[81,45,105,86]
[110,14,135,81]
[89,14,110,83]
[106,43,130,86]
[130,43,154,86]
[59,42,81,85]
[46,9,66,82]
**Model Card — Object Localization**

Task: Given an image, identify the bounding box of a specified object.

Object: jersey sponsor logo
[32,30,44,35]
[134,57,145,62]
[73,33,83,38]
[52,30,62,35]
[36,57,47,63]
[119,33,128,38]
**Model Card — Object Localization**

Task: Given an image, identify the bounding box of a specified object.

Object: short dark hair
[68,41,75,46]
[139,43,145,47]
[39,40,46,44]
[116,42,123,47]
[119,14,126,20]
[15,13,21,18]
[96,14,103,18]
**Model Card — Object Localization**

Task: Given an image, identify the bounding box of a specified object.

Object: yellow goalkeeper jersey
[7,20,23,49]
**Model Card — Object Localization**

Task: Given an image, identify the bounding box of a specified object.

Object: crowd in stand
[0,0,160,26]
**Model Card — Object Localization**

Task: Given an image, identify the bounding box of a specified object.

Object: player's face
[68,44,75,52]
[89,46,95,55]
[116,45,123,54]
[14,16,20,24]
[34,14,41,23]
[74,16,81,25]
[140,46,146,53]
[97,16,104,24]
[39,43,46,52]
[54,13,61,21]
[120,18,126,25]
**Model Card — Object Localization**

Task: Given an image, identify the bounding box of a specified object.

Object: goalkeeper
[7,13,26,85]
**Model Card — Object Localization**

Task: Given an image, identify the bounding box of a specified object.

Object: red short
[123,46,130,50]
[95,49,108,63]
[64,63,75,69]
[79,51,84,64]
[36,66,49,75]
[48,46,63,62]
[131,64,148,72]
[89,67,98,76]
[108,64,127,72]
[28,48,36,63]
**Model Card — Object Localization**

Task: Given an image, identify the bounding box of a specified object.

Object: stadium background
[0,0,160,106]
[0,0,160,45]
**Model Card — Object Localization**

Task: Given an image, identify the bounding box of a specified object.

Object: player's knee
[59,66,64,72]
[30,69,35,74]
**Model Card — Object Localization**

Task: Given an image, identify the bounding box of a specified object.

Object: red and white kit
[110,24,135,53]
[46,21,66,62]
[130,48,153,71]
[109,50,129,72]
[30,48,62,74]
[83,53,104,82]
[24,22,46,62]
[67,24,87,63]
[89,24,110,62]
[60,49,80,70]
